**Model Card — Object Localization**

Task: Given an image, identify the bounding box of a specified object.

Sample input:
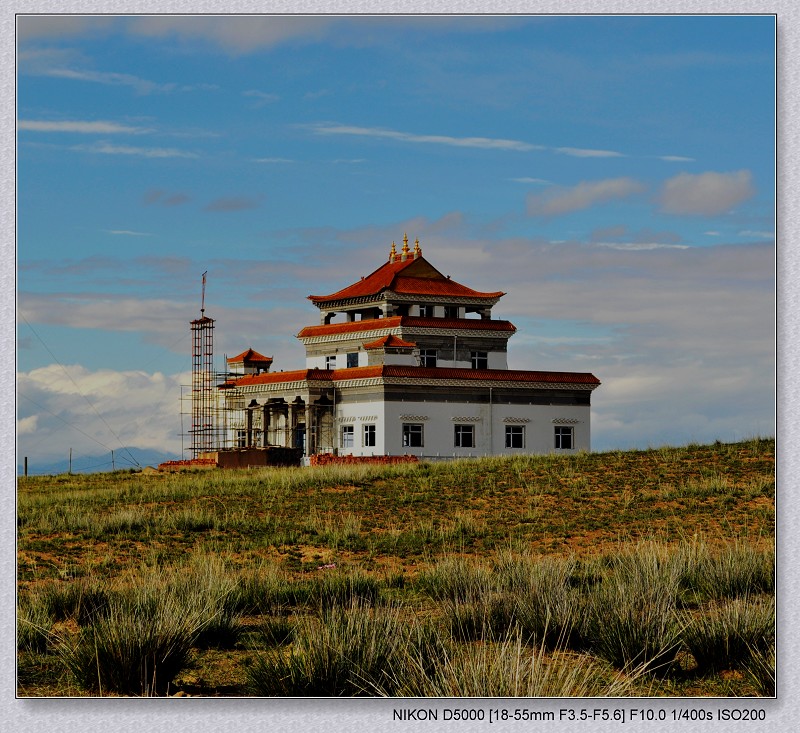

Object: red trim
[363,334,417,350]
[222,364,599,388]
[298,315,516,338]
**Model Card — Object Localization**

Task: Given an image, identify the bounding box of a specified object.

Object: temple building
[219,235,600,460]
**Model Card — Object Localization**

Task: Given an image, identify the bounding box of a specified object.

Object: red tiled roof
[298,316,516,338]
[308,255,504,304]
[227,348,273,364]
[362,334,416,350]
[379,365,600,385]
[222,364,599,388]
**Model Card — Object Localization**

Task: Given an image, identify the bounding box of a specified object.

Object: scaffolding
[189,315,219,456]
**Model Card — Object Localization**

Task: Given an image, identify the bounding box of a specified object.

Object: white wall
[376,399,591,457]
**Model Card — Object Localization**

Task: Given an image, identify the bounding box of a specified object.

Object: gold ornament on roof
[414,237,422,258]
[389,241,397,261]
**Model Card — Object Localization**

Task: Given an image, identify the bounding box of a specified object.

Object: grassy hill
[17,438,775,698]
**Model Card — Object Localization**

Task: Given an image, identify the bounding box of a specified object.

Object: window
[444,305,459,318]
[419,349,437,367]
[454,424,474,448]
[418,304,432,317]
[505,425,525,449]
[325,355,336,369]
[341,425,354,449]
[235,429,247,448]
[471,351,488,370]
[554,426,574,450]
[363,424,376,447]
[402,423,424,448]
[346,352,359,368]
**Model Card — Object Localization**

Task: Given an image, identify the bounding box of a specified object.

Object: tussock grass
[247,603,406,696]
[682,596,774,674]
[584,542,684,673]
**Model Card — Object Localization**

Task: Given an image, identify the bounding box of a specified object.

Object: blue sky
[15,14,775,467]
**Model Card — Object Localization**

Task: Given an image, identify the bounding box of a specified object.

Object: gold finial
[414,237,421,258]
[401,233,410,260]
[389,241,397,261]
[403,232,409,247]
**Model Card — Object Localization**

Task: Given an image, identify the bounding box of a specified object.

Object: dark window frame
[554,426,574,450]
[505,425,525,449]
[402,423,424,448]
[454,424,475,448]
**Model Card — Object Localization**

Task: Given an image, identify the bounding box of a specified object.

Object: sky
[15,14,776,470]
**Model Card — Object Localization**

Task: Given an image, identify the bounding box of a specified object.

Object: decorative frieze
[503,417,531,424]
[451,416,482,422]
[552,418,581,424]
[399,415,430,421]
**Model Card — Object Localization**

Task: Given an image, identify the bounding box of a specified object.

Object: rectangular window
[235,429,247,448]
[418,304,432,317]
[341,425,354,449]
[471,351,488,370]
[325,355,336,369]
[454,424,474,448]
[505,425,525,449]
[444,305,459,318]
[419,349,437,368]
[554,426,574,450]
[402,423,424,448]
[363,424,376,447]
[346,352,359,368]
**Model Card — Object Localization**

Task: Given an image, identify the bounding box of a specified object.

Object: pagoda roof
[362,334,417,350]
[298,316,516,339]
[308,250,504,305]
[221,365,600,389]
[227,348,273,364]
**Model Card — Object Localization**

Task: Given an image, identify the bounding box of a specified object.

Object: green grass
[17,438,775,697]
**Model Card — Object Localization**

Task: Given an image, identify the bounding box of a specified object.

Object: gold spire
[413,237,421,258]
[401,232,410,261]
[389,240,397,262]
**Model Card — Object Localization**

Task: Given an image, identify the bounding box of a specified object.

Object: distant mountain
[18,447,183,476]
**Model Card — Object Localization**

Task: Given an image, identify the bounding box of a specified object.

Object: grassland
[17,438,775,697]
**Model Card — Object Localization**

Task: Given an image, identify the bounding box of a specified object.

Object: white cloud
[71,141,199,159]
[659,170,755,216]
[510,177,551,184]
[659,155,695,162]
[18,365,189,461]
[42,67,178,94]
[17,415,38,435]
[19,119,152,134]
[527,178,646,217]
[309,124,543,152]
[555,147,625,158]
[243,89,280,106]
[739,230,774,239]
[594,242,690,251]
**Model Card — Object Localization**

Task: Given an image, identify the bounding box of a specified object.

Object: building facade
[220,236,600,459]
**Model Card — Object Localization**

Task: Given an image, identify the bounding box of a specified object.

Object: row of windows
[327,350,490,369]
[340,423,575,450]
[327,353,360,369]
[418,305,459,318]
[420,350,488,369]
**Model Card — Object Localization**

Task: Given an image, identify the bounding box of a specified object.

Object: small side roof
[227,348,273,364]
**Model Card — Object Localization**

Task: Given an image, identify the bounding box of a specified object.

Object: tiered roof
[362,334,416,350]
[298,315,516,339]
[309,235,503,305]
[227,348,273,365]
[222,365,600,388]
